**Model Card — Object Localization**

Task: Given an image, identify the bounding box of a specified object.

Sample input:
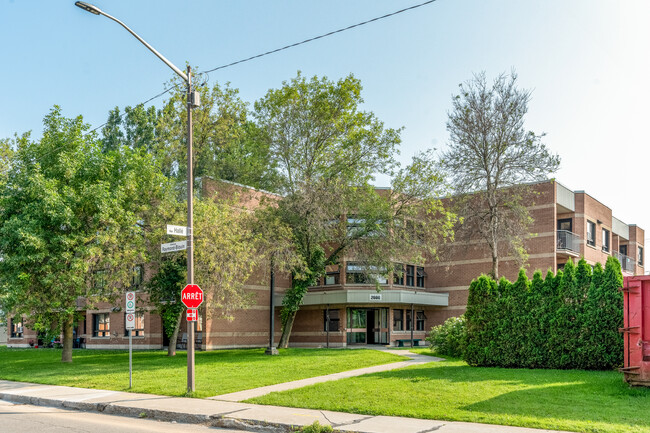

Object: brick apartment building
[6,179,644,349]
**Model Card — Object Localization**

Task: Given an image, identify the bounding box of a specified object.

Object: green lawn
[0,347,405,398]
[248,355,650,433]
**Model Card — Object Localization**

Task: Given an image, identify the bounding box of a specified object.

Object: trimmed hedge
[464,256,623,370]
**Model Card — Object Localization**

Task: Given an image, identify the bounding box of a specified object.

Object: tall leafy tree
[143,188,265,355]
[442,71,560,278]
[254,73,457,347]
[0,107,167,362]
[102,76,280,191]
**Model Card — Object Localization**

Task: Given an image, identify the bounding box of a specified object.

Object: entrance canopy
[275,289,448,307]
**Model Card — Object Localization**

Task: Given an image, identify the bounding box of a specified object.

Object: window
[10,317,23,338]
[416,311,426,331]
[406,310,413,330]
[324,265,340,285]
[132,265,143,287]
[393,263,404,285]
[346,262,387,285]
[406,265,415,287]
[346,216,365,237]
[393,309,403,331]
[557,219,572,232]
[346,262,369,284]
[416,267,426,288]
[93,313,110,337]
[640,246,644,266]
[124,312,144,337]
[323,309,340,332]
[587,221,596,247]
[93,270,107,290]
[602,229,610,253]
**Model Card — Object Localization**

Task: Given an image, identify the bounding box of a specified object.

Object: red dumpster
[620,275,650,386]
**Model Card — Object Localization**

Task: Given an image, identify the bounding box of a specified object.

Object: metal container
[620,275,650,386]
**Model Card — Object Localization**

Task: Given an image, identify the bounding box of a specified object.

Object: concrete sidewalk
[0,380,570,433]
[212,349,440,402]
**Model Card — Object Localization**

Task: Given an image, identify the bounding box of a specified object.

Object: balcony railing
[614,251,636,273]
[557,230,581,254]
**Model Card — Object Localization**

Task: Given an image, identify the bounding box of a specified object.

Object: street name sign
[181,284,203,308]
[161,240,187,253]
[126,291,136,313]
[187,308,198,322]
[167,225,190,236]
[125,313,136,330]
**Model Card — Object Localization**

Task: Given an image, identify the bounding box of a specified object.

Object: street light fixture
[75,1,200,393]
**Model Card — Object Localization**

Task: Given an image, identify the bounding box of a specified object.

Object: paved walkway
[211,349,440,402]
[0,380,571,433]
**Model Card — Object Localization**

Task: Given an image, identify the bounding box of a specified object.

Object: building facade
[6,179,644,349]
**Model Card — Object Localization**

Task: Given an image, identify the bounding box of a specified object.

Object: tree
[254,73,456,347]
[143,180,268,355]
[0,107,167,362]
[442,71,560,278]
[147,256,185,357]
[102,75,281,191]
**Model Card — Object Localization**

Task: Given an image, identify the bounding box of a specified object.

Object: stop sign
[181,284,203,308]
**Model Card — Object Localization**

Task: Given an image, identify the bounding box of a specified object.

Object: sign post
[181,284,203,392]
[125,292,136,388]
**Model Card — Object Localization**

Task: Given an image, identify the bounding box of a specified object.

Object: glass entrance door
[347,308,388,345]
[347,308,367,344]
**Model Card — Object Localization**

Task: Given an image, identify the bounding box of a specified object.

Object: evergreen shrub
[463,256,624,370]
[426,315,466,357]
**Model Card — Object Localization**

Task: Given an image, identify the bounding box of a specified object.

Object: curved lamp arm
[75,1,188,83]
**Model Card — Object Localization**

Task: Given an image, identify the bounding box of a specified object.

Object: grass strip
[0,346,405,398]
[248,356,650,433]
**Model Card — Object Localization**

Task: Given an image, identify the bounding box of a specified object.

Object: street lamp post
[75,1,200,393]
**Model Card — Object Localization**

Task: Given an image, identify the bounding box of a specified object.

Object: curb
[0,392,319,433]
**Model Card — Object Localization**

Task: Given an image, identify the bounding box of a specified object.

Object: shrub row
[464,256,624,370]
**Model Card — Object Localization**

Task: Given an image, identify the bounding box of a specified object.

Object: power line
[204,0,437,74]
[84,0,437,137]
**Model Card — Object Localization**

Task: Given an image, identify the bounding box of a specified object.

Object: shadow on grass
[342,363,650,430]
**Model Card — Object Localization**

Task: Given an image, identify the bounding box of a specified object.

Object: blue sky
[2,0,649,253]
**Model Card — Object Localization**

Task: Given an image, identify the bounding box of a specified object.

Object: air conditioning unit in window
[17,327,23,333]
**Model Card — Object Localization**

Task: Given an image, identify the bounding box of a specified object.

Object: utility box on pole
[620,275,650,386]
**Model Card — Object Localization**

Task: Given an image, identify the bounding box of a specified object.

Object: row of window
[324,263,427,287]
[322,309,425,332]
[580,220,643,265]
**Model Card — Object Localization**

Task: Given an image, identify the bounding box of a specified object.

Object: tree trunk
[491,253,499,280]
[167,310,183,357]
[61,315,74,363]
[278,311,296,349]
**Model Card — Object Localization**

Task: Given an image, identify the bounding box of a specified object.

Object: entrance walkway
[209,348,441,402]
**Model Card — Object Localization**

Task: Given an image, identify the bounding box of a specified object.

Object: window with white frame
[587,221,596,247]
[639,246,644,266]
[602,228,610,253]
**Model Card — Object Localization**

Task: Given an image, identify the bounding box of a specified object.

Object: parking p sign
[126,291,136,313]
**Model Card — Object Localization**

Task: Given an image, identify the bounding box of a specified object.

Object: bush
[464,257,624,370]
[426,315,466,357]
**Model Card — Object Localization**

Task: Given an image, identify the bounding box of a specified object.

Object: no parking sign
[125,313,135,330]
[126,291,136,313]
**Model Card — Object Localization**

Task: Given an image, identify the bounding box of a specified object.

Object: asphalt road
[0,400,252,433]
